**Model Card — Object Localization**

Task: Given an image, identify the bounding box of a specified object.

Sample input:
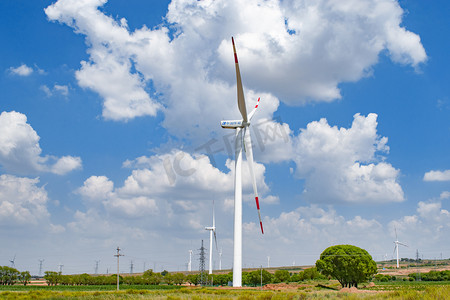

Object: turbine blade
[232,37,248,123]
[214,230,218,251]
[248,97,260,121]
[393,244,397,256]
[212,199,215,227]
[398,242,408,247]
[244,127,264,234]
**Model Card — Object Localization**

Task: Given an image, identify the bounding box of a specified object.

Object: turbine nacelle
[220,120,248,129]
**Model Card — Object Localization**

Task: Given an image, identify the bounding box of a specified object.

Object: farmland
[1,262,450,299]
[0,280,449,299]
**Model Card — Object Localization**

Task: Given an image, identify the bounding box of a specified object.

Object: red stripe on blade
[234,53,238,63]
[260,222,264,234]
[255,197,260,209]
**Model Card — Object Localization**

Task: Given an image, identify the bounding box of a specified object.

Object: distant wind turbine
[393,227,408,268]
[205,200,218,274]
[188,250,193,272]
[10,255,16,268]
[221,37,264,287]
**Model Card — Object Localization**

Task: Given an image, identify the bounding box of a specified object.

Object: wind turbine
[221,37,264,287]
[393,227,408,268]
[188,250,193,272]
[205,200,218,274]
[10,255,16,268]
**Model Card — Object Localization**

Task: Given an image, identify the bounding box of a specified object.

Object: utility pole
[260,265,263,290]
[95,260,100,275]
[38,259,44,277]
[130,260,134,274]
[199,240,206,286]
[114,247,124,291]
[267,256,270,268]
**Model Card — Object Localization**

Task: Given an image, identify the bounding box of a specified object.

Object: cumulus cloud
[440,191,450,200]
[240,204,385,265]
[293,113,404,203]
[389,199,450,249]
[45,0,426,140]
[0,111,82,175]
[424,170,450,182]
[0,175,49,225]
[8,64,33,76]
[50,156,82,175]
[75,150,275,239]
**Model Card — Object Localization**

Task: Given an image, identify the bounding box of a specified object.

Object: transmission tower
[199,240,206,286]
[114,247,124,291]
[416,249,421,281]
[95,260,100,274]
[130,260,134,274]
[38,259,44,277]
[58,263,64,274]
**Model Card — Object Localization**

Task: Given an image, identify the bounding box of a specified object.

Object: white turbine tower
[205,200,218,274]
[221,37,264,287]
[393,227,408,268]
[188,250,193,272]
[219,248,223,271]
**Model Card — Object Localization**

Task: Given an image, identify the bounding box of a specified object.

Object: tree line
[0,266,31,285]
[1,244,395,288]
[42,267,325,286]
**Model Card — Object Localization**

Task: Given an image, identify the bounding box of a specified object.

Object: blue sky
[1,0,449,275]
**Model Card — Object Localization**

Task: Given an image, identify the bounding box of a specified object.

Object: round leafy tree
[315,244,377,288]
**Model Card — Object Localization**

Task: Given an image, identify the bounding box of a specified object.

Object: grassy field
[0,282,449,299]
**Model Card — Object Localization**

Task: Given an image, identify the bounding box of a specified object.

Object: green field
[1,282,449,299]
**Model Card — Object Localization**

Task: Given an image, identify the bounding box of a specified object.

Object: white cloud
[241,204,385,265]
[45,0,426,140]
[424,170,450,182]
[75,150,275,240]
[40,84,70,97]
[389,199,450,249]
[8,64,33,76]
[51,156,82,175]
[293,113,404,203]
[77,175,114,201]
[0,111,82,175]
[54,84,69,96]
[0,175,49,225]
[40,85,53,97]
[440,191,450,200]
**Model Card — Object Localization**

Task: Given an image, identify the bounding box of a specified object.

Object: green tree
[0,266,20,285]
[315,244,377,288]
[44,271,61,286]
[18,271,31,286]
[172,273,185,285]
[273,270,290,283]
